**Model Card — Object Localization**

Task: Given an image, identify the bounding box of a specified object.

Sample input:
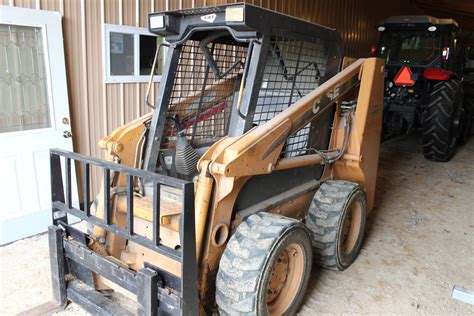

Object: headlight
[150,15,164,29]
[225,6,244,23]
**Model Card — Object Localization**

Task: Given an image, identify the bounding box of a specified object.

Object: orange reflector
[394,66,415,86]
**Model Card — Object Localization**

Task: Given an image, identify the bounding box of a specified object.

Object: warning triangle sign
[394,66,415,86]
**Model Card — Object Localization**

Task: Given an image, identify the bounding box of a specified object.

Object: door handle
[63,131,72,138]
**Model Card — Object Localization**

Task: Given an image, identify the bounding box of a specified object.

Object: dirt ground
[1,136,473,315]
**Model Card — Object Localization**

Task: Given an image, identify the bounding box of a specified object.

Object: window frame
[103,24,164,84]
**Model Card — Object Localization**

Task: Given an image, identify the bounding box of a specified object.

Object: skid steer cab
[46,3,384,315]
[376,15,472,161]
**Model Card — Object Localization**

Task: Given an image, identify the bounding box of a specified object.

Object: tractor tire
[216,212,312,316]
[422,80,463,162]
[458,98,473,145]
[305,180,367,271]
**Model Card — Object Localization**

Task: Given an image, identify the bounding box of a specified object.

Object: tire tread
[422,80,462,161]
[306,180,363,270]
[216,212,300,315]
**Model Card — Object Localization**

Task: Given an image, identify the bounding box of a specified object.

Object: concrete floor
[1,136,473,315]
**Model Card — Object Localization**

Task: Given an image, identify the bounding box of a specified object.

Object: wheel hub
[341,200,362,255]
[267,249,290,303]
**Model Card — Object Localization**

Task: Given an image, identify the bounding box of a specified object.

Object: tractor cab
[377,15,462,81]
[376,16,471,161]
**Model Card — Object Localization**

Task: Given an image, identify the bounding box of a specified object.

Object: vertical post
[127,174,134,235]
[65,157,71,209]
[104,168,111,225]
[152,182,160,246]
[50,151,67,225]
[180,182,199,314]
[83,162,90,216]
[48,225,67,308]
[234,37,270,135]
[137,268,158,316]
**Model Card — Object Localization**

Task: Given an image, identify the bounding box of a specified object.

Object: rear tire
[216,212,312,316]
[422,80,463,161]
[305,180,367,271]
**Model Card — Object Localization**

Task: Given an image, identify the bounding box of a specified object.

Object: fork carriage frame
[49,149,198,315]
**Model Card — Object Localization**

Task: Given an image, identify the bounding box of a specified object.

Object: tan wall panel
[84,0,105,157]
[39,0,60,11]
[139,0,152,27]
[182,0,193,9]
[194,0,206,8]
[123,83,138,122]
[139,83,151,116]
[154,0,166,12]
[106,84,123,133]
[10,0,38,9]
[168,0,181,10]
[84,0,106,194]
[104,0,119,24]
[122,0,137,26]
[62,0,90,156]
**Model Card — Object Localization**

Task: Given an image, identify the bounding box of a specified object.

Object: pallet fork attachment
[39,149,199,315]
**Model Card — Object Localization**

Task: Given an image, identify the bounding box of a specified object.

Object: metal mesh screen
[253,37,329,157]
[161,39,247,149]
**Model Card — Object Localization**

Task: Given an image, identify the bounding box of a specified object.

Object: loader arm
[200,58,366,177]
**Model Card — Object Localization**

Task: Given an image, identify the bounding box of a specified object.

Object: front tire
[216,212,312,315]
[422,80,463,161]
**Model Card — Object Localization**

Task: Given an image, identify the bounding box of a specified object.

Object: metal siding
[11,0,37,8]
[39,0,60,11]
[104,0,118,24]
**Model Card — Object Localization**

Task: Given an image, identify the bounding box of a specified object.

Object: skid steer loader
[45,3,384,315]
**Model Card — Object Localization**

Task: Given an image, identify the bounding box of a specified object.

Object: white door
[0,6,77,244]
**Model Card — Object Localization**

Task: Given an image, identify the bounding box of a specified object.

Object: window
[378,31,440,66]
[104,24,164,83]
[0,24,52,133]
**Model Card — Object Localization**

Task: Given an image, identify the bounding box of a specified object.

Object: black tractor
[377,15,472,161]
